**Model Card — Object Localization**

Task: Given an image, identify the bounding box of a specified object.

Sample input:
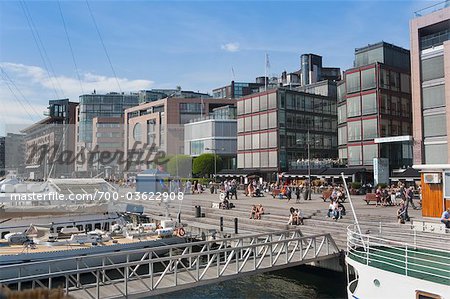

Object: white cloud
[221,42,240,52]
[0,62,154,134]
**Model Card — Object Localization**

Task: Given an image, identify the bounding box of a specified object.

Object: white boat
[345,224,450,299]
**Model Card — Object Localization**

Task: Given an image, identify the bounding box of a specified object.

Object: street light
[205,147,225,182]
[296,130,319,200]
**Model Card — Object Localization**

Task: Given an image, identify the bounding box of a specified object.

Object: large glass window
[260,151,269,167]
[260,96,268,111]
[237,118,244,133]
[244,135,251,150]
[252,97,260,113]
[244,153,252,168]
[237,153,244,168]
[268,112,277,129]
[268,131,277,148]
[339,148,348,160]
[305,97,313,111]
[337,83,346,103]
[363,144,378,165]
[362,93,377,115]
[421,56,444,82]
[260,113,268,130]
[237,135,244,150]
[252,152,260,168]
[380,94,390,115]
[380,68,389,89]
[244,99,251,114]
[348,146,362,166]
[362,118,378,140]
[268,92,277,109]
[425,143,448,164]
[422,84,445,109]
[260,132,268,148]
[338,105,347,124]
[268,151,277,168]
[348,121,361,141]
[346,72,360,93]
[133,123,142,142]
[424,114,447,137]
[252,133,260,149]
[252,115,260,131]
[390,71,400,91]
[347,96,361,118]
[361,68,376,90]
[237,101,244,116]
[400,73,411,93]
[244,117,251,132]
[338,126,347,145]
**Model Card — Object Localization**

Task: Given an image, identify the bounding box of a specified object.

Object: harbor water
[155,265,347,299]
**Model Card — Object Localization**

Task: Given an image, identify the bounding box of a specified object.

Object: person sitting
[441,207,450,228]
[287,207,296,225]
[327,201,334,218]
[220,198,230,210]
[337,202,346,217]
[256,204,264,220]
[397,203,407,224]
[332,200,340,220]
[249,205,257,219]
[294,209,304,225]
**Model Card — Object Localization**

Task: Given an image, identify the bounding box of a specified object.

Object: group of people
[327,199,346,220]
[249,204,265,220]
[287,207,304,225]
[394,183,421,223]
[246,179,264,197]
[376,183,419,209]
[221,179,238,200]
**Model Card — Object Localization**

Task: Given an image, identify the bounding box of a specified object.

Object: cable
[57,0,85,95]
[0,67,41,118]
[85,0,122,93]
[19,1,62,99]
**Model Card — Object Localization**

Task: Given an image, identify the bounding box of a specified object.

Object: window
[362,93,377,115]
[391,96,401,116]
[422,84,445,109]
[252,133,260,149]
[268,92,277,109]
[252,97,260,113]
[260,96,268,111]
[362,118,378,140]
[421,56,444,81]
[268,112,277,129]
[244,117,251,132]
[237,118,244,133]
[380,94,390,115]
[348,146,362,165]
[260,113,268,130]
[347,96,361,118]
[237,101,244,115]
[237,135,244,150]
[348,121,361,141]
[339,148,348,160]
[133,123,142,142]
[244,99,251,114]
[244,135,251,150]
[338,126,347,145]
[361,68,376,90]
[252,115,260,131]
[346,72,360,93]
[424,114,447,137]
[390,71,400,91]
[337,83,346,102]
[252,152,260,168]
[268,151,277,168]
[244,153,252,168]
[237,154,244,168]
[268,131,277,148]
[380,68,389,89]
[260,151,269,167]
[363,144,378,165]
[400,73,411,93]
[425,143,448,164]
[305,97,313,111]
[401,98,410,118]
[260,132,268,148]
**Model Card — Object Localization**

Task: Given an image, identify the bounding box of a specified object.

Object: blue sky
[0,0,438,133]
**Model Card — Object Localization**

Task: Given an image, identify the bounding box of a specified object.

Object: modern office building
[0,137,5,177]
[91,117,124,178]
[184,105,237,170]
[124,97,235,173]
[236,88,338,179]
[410,4,450,164]
[22,99,78,179]
[337,42,413,171]
[213,81,265,99]
[4,133,25,177]
[75,92,139,173]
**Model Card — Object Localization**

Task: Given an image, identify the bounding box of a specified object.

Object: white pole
[341,172,366,251]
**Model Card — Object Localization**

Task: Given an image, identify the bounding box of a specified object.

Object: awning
[25,165,41,169]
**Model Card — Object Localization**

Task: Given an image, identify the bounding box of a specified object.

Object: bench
[364,193,378,205]
[321,190,332,202]
[412,220,448,234]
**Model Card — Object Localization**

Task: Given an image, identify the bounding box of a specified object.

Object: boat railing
[347,224,450,285]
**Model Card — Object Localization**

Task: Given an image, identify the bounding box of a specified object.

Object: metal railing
[0,229,340,298]
[347,225,450,286]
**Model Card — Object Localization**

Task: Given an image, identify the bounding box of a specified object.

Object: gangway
[0,229,340,298]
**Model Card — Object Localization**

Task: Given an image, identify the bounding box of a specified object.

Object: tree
[166,155,192,178]
[192,153,223,178]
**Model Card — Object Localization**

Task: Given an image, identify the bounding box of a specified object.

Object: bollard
[220,217,224,232]
[195,206,201,218]
[234,217,238,234]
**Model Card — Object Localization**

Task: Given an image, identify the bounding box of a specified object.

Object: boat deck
[0,235,162,256]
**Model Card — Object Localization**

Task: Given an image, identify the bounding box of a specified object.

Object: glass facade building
[237,88,337,174]
[338,42,413,169]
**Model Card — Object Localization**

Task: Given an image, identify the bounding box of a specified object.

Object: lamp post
[296,130,318,200]
[205,147,224,182]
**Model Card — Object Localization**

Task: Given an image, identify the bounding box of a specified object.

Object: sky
[0,0,440,134]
